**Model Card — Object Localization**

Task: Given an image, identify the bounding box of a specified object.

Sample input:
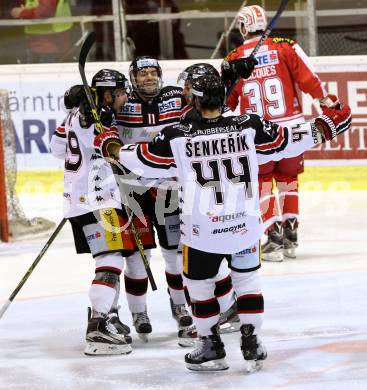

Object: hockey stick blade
[0,218,67,320]
[225,0,289,101]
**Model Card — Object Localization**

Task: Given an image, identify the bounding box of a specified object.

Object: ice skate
[108,307,132,344]
[219,301,240,334]
[240,324,267,373]
[178,324,198,347]
[262,222,284,262]
[132,308,152,342]
[85,309,132,356]
[169,298,197,346]
[185,326,228,371]
[283,218,298,258]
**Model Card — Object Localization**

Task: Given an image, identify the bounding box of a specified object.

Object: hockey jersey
[117,114,322,254]
[225,37,326,127]
[50,108,121,218]
[116,85,190,144]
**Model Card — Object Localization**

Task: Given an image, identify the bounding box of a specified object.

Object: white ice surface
[0,191,367,390]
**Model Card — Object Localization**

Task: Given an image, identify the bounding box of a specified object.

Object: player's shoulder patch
[224,47,240,61]
[160,86,183,99]
[271,37,296,46]
[232,114,251,125]
[171,123,191,133]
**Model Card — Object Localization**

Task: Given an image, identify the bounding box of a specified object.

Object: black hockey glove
[221,56,258,89]
[64,85,85,110]
[79,94,114,129]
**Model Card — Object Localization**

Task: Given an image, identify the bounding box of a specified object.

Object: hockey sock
[231,270,264,334]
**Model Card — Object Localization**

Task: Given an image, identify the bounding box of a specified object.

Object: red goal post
[0,107,9,242]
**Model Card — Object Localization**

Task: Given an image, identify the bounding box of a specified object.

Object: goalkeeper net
[0,89,55,242]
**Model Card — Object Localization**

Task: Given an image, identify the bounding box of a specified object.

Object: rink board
[0,56,366,170]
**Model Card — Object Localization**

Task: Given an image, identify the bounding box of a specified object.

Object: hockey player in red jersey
[223,5,336,261]
[50,69,133,356]
[94,75,351,371]
[115,56,196,345]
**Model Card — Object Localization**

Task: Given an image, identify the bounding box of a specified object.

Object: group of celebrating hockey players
[50,4,352,373]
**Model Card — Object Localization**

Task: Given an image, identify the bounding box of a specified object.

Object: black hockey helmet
[92,69,129,91]
[191,75,225,109]
[91,69,129,105]
[129,56,162,98]
[64,84,85,110]
[177,63,220,85]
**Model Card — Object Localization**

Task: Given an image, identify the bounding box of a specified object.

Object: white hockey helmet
[237,5,267,38]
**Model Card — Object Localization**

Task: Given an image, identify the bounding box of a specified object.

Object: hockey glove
[222,56,258,85]
[94,131,123,160]
[314,103,351,141]
[319,94,340,109]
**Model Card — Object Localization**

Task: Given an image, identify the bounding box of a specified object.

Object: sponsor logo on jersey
[122,103,142,114]
[272,37,295,45]
[255,50,279,67]
[192,224,200,236]
[162,89,182,98]
[207,210,247,223]
[86,231,102,242]
[236,245,257,255]
[158,98,181,113]
[212,223,247,234]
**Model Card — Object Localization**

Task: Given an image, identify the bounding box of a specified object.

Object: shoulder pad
[271,37,296,46]
[160,86,183,99]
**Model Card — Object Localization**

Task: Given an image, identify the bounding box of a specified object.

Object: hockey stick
[0,218,67,319]
[78,31,157,291]
[225,0,290,101]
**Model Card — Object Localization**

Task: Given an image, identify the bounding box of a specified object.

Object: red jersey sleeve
[281,41,325,99]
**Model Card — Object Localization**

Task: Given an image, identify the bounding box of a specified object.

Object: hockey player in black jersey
[115,56,196,345]
[94,75,351,371]
[177,62,242,334]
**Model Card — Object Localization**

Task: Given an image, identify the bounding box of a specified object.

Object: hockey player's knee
[231,270,262,295]
[93,269,120,289]
[214,275,233,298]
[125,252,150,279]
[165,271,184,291]
[94,252,124,274]
[191,297,220,319]
[161,247,180,274]
[124,274,148,296]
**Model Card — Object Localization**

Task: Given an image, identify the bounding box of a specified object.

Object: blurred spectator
[125,0,188,59]
[10,0,73,63]
[0,1,25,64]
[87,0,187,61]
